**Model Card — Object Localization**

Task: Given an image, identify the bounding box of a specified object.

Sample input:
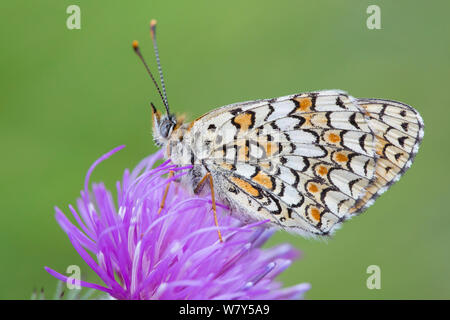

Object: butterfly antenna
[132,40,168,111]
[150,19,170,114]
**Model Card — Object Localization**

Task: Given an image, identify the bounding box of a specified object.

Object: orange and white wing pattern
[187,90,423,238]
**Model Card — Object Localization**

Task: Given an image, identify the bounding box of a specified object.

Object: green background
[1,0,449,299]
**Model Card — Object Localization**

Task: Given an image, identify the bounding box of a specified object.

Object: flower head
[45,146,310,299]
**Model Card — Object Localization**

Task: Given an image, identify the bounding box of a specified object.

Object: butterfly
[133,20,424,241]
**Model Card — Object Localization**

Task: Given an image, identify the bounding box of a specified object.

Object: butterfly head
[151,103,178,146]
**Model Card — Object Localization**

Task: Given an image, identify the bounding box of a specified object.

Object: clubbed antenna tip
[150,19,157,40]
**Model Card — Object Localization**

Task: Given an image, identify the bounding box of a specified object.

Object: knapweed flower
[45,146,310,300]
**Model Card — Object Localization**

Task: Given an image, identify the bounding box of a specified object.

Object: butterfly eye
[160,119,174,138]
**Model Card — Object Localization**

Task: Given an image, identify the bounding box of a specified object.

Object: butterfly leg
[194,172,223,243]
[157,170,174,215]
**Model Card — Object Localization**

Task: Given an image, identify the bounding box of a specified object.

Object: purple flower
[45,146,310,300]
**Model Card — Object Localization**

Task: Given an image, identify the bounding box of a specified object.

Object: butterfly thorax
[161,121,211,194]
[165,123,194,165]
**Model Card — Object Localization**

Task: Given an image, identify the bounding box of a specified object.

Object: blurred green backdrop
[1,0,449,299]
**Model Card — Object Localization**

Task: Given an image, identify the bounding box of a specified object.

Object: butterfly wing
[189,90,423,237]
[350,98,424,213]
